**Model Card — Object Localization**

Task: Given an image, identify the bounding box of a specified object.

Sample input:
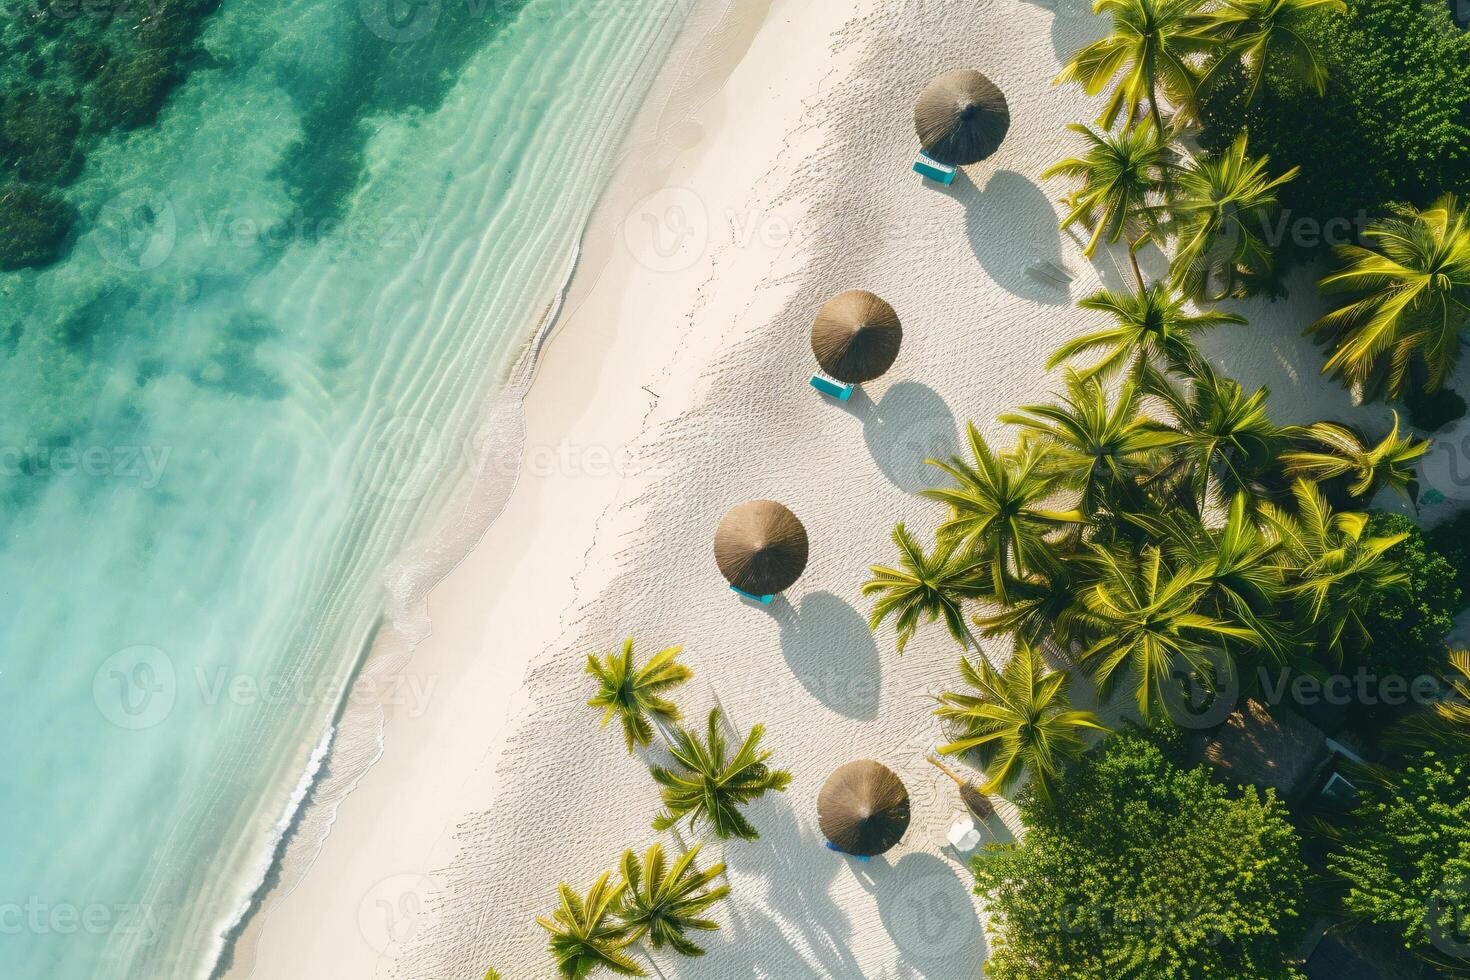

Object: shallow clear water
[0,1,690,976]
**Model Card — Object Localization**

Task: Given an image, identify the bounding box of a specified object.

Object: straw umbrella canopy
[817,760,911,857]
[811,291,903,385]
[714,500,808,596]
[914,70,1010,166]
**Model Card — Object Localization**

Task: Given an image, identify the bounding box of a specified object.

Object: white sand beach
[225,0,1370,976]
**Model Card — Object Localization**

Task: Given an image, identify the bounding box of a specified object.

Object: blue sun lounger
[731,586,774,605]
[825,841,872,863]
[913,151,957,185]
[809,373,854,401]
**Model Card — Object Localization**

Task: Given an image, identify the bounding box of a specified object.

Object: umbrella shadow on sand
[964,169,1072,306]
[852,852,988,979]
[859,381,960,493]
[776,590,883,720]
[1021,0,1114,66]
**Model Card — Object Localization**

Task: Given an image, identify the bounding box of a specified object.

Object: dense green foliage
[1325,754,1470,973]
[973,730,1308,979]
[1360,512,1461,679]
[1430,509,1470,599]
[1201,0,1470,241]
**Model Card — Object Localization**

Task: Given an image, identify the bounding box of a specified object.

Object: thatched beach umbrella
[714,500,808,597]
[914,70,1010,167]
[811,291,903,385]
[818,760,911,857]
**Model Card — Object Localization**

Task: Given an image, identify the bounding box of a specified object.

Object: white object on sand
[948,818,983,852]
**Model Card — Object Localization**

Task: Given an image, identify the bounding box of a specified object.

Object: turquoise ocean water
[0,0,692,976]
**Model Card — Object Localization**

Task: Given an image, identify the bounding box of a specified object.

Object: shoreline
[217,0,772,975]
[227,0,1372,974]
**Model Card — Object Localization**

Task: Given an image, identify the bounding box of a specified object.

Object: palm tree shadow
[1029,0,1115,67]
[853,852,988,979]
[863,381,959,493]
[699,801,868,978]
[965,170,1073,305]
[778,590,882,720]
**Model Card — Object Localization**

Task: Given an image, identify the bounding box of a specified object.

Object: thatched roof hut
[1204,699,1330,804]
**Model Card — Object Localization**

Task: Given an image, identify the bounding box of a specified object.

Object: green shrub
[1431,509,1470,600]
[973,729,1308,979]
[1326,754,1470,973]
[1201,0,1470,260]
[1361,513,1462,680]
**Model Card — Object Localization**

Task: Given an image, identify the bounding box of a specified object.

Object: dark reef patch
[0,0,221,270]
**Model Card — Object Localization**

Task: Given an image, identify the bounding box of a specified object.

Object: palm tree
[618,844,729,959]
[1281,412,1430,506]
[863,523,987,655]
[923,426,1088,603]
[1043,123,1174,259]
[1079,544,1259,717]
[1163,133,1298,300]
[1148,362,1282,510]
[650,708,791,841]
[1309,195,1470,398]
[538,872,642,979]
[586,639,693,753]
[1389,649,1470,754]
[1055,0,1211,132]
[973,550,1098,649]
[1132,492,1296,660]
[1197,0,1345,103]
[1002,370,1185,515]
[1267,480,1410,663]
[935,642,1108,802]
[1053,282,1246,382]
